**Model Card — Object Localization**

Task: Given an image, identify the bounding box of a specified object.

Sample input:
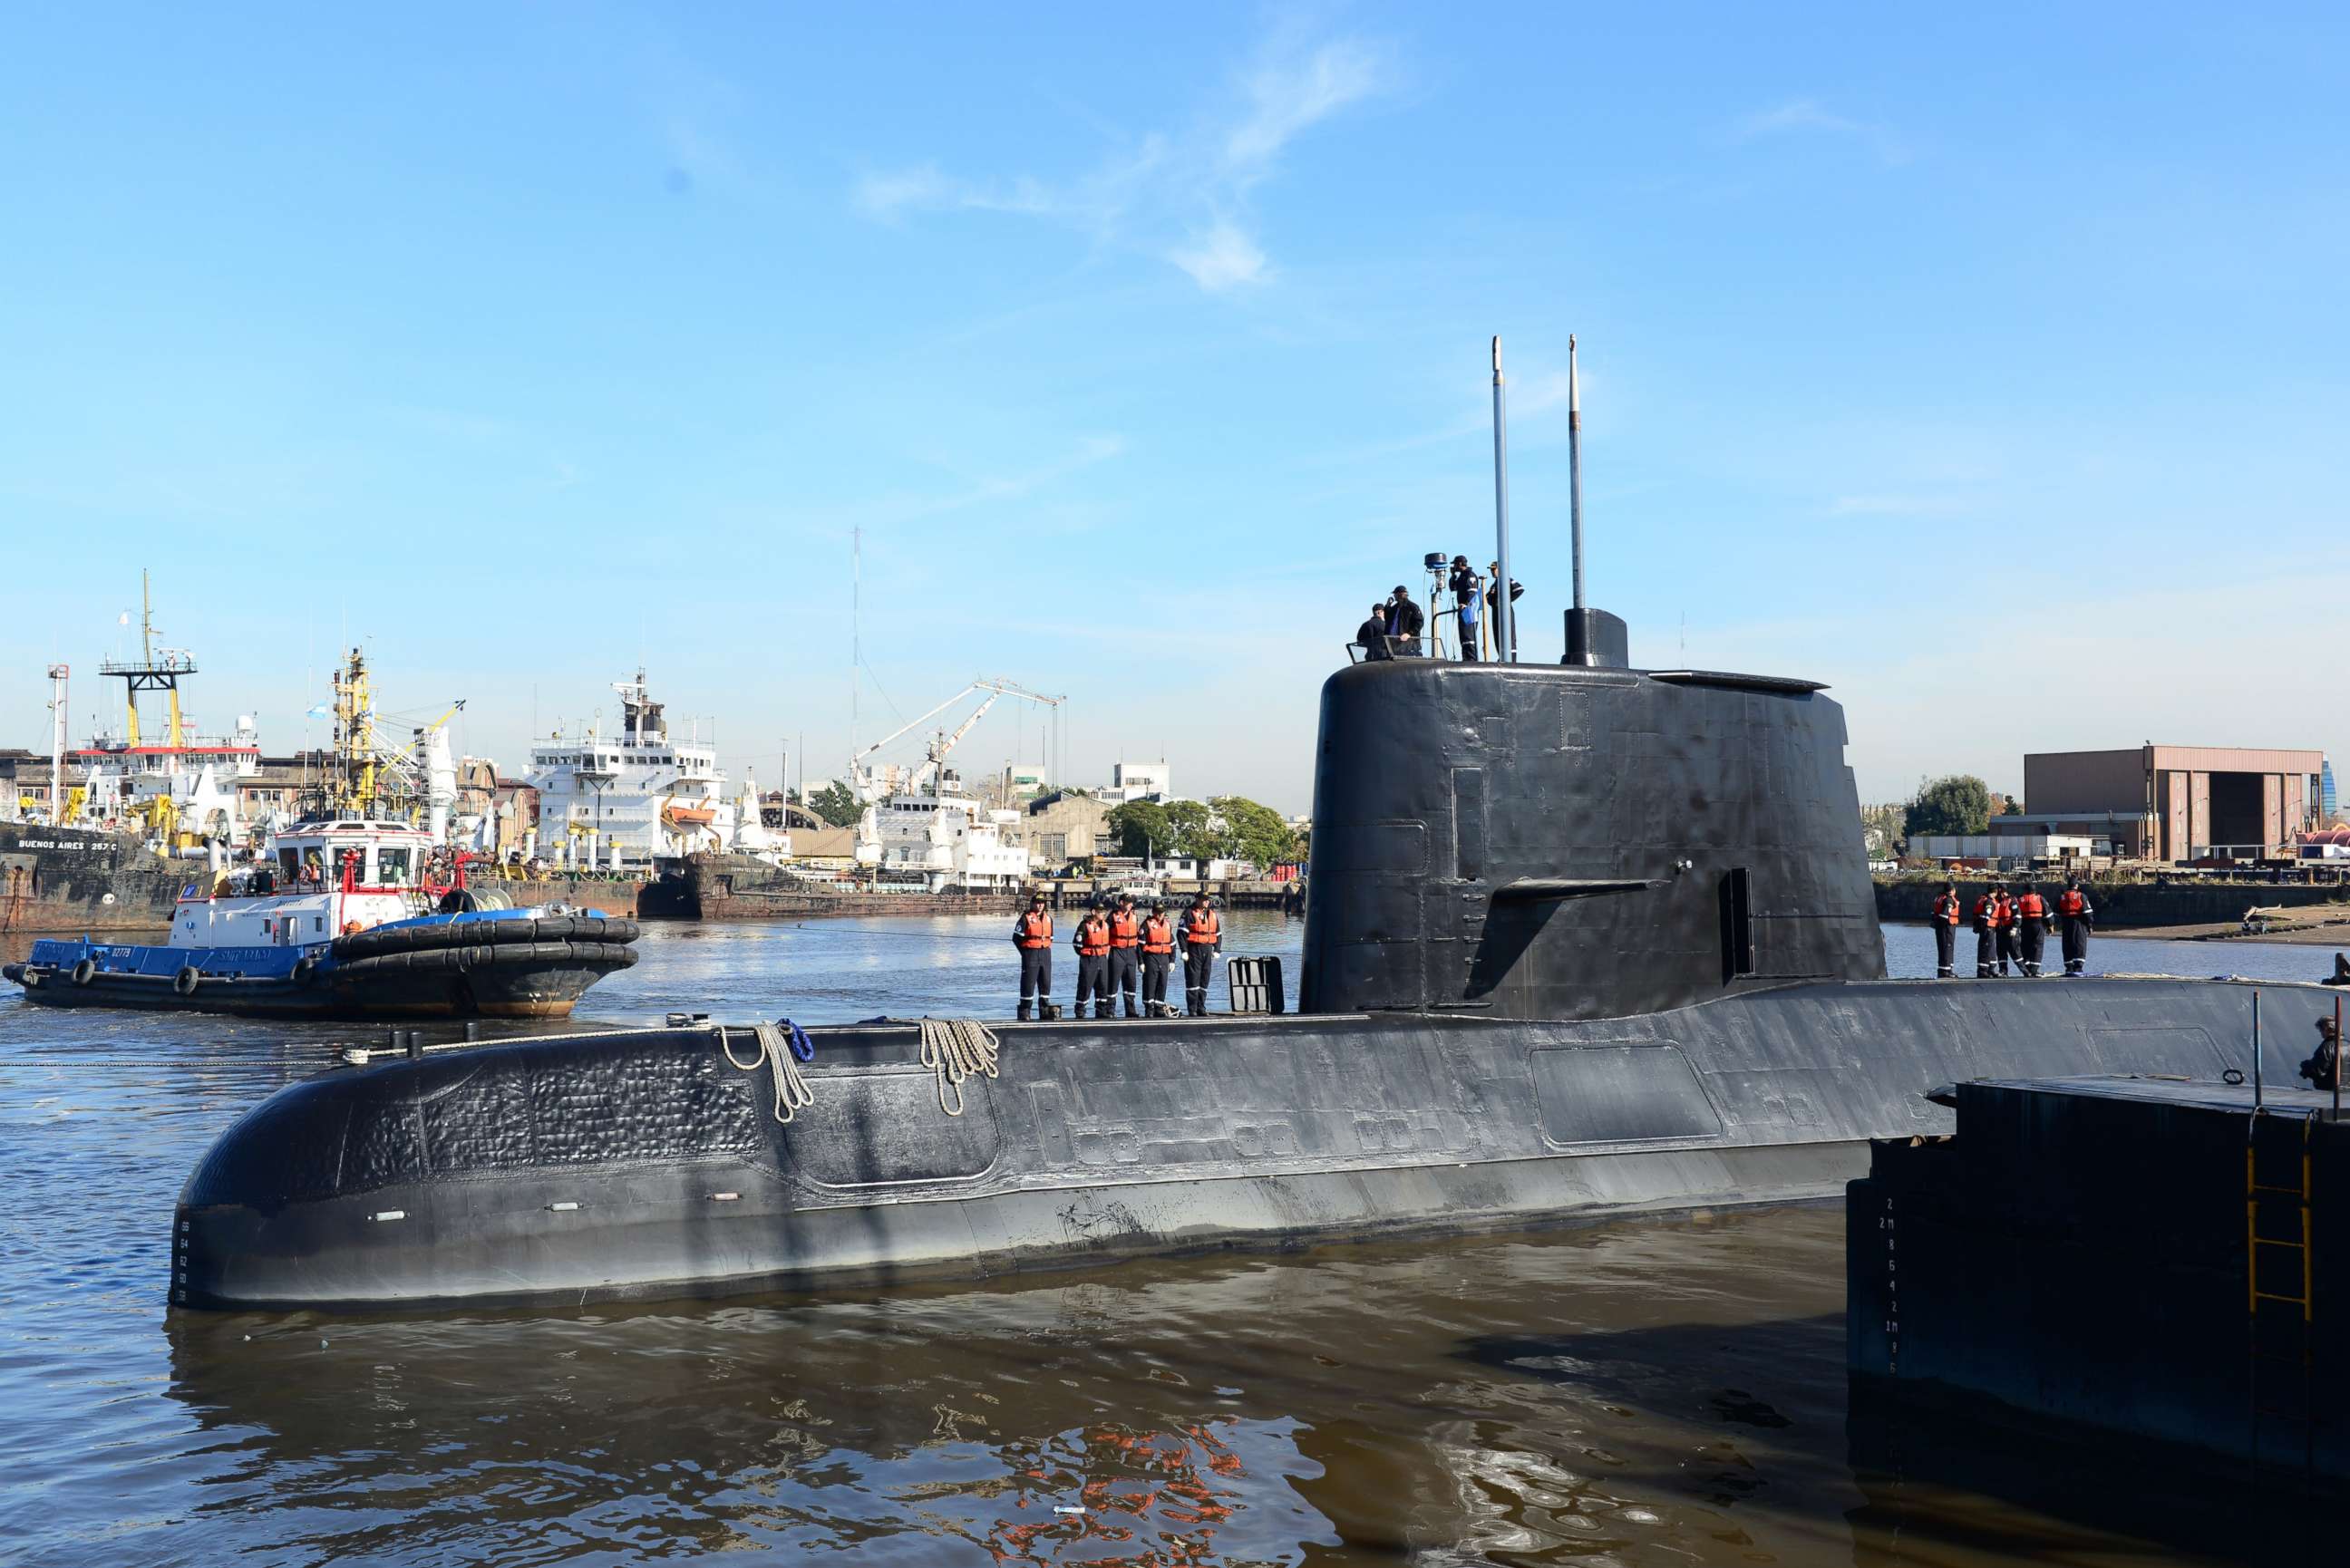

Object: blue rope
[778,1018,815,1062]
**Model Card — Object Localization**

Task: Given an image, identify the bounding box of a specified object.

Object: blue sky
[3,5,2345,812]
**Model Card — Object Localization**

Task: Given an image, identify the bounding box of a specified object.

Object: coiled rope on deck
[918,1017,1000,1117]
[722,1019,816,1123]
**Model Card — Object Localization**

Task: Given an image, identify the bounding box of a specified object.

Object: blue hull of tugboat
[4,913,638,1020]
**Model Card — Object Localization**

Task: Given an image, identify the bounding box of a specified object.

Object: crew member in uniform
[1384,586,1424,657]
[2297,1015,2343,1089]
[1106,894,1142,1018]
[1992,885,2022,976]
[1072,905,1113,1020]
[1929,881,1964,978]
[1012,895,1054,1021]
[2013,883,2050,977]
[2056,877,2094,975]
[1179,894,1221,1016]
[1141,902,1177,1016]
[1971,886,2001,978]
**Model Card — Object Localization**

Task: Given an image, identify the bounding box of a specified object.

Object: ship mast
[46,663,68,825]
[99,568,195,750]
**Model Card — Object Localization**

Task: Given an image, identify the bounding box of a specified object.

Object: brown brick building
[2017,745,2326,861]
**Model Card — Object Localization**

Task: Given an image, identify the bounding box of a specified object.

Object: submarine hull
[171,976,2323,1311]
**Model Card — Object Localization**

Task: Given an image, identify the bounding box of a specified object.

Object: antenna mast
[1491,336,1515,663]
[1568,334,1585,615]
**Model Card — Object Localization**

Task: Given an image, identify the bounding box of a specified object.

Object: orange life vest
[1141,915,1175,954]
[1016,910,1053,949]
[1990,897,2013,929]
[1184,910,1220,945]
[1074,917,1111,957]
[2057,889,2087,916]
[1931,894,1961,925]
[1109,911,1141,948]
[1974,895,2009,929]
[2016,892,2046,920]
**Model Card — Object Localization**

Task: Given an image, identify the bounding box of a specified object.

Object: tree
[1903,775,1992,839]
[1105,799,1176,858]
[2002,798,2024,816]
[1209,795,1302,868]
[807,781,863,828]
[1858,801,1908,857]
[1163,799,1236,861]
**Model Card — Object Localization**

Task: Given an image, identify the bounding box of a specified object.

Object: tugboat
[4,816,637,1018]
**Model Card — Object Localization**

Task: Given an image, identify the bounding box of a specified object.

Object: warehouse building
[2012,745,2326,862]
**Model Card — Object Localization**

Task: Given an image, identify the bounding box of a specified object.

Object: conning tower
[1300,617,1885,1021]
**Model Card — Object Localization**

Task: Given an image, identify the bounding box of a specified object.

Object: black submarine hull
[170,975,2318,1311]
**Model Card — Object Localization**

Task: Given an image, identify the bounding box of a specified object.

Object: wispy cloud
[1169,220,1269,291]
[853,30,1397,291]
[1828,494,1965,518]
[825,434,1130,531]
[1736,97,1909,165]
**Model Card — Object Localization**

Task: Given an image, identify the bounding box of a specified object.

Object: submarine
[169,606,2333,1311]
[171,340,2330,1312]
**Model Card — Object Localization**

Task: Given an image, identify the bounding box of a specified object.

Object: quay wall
[1875,876,2350,928]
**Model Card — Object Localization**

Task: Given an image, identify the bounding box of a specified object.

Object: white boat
[867,766,1030,892]
[525,671,736,873]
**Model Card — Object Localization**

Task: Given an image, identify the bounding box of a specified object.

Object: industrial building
[2011,745,2326,862]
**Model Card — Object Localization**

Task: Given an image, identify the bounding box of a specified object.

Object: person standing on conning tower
[1013,893,1054,1021]
[1929,880,1964,979]
[1179,893,1221,1016]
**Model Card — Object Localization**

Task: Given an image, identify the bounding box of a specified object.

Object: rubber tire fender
[72,958,97,987]
[173,965,201,997]
[292,955,319,987]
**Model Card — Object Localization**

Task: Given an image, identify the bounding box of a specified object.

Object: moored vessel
[5,817,637,1018]
[170,616,2334,1310]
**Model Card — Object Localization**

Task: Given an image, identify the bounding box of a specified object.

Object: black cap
[1392,584,1407,595]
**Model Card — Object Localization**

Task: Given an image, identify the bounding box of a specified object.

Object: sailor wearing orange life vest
[2012,883,2052,977]
[1928,881,1964,979]
[1106,894,1143,1019]
[1072,905,1115,1019]
[2056,877,2094,976]
[1178,893,1221,1016]
[1971,887,2008,978]
[1012,894,1054,1021]
[1994,882,2026,976]
[1140,902,1178,1017]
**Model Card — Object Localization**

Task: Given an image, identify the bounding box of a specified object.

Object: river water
[1,913,2334,1566]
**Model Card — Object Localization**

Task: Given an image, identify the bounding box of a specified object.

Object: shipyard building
[2011,744,2326,861]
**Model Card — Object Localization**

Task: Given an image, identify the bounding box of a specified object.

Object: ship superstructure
[525,671,735,873]
[70,572,258,847]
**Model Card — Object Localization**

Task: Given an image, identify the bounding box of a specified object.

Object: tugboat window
[376,847,412,885]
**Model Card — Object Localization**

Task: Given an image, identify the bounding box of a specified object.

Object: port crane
[849,677,1063,804]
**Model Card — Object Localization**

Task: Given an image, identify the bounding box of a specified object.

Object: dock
[1850,1072,2348,1484]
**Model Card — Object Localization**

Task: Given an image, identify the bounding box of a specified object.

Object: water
[1,913,2332,1566]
